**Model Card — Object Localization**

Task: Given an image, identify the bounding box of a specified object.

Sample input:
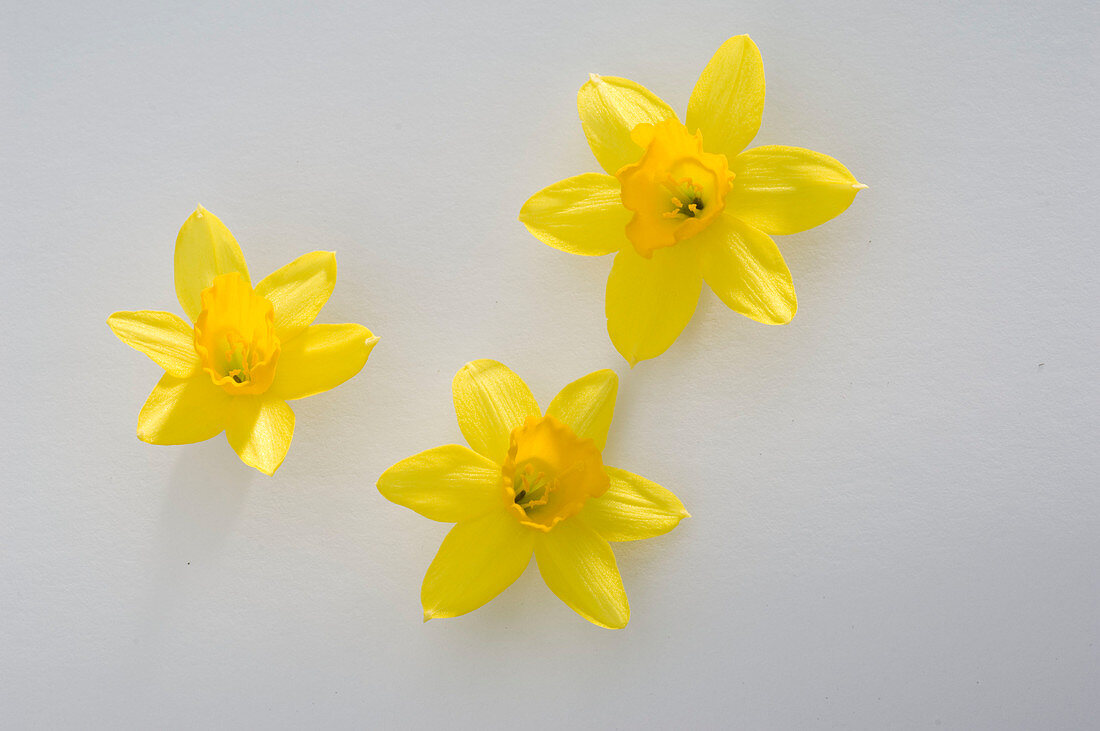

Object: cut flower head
[108,207,378,475]
[520,35,865,365]
[377,360,688,629]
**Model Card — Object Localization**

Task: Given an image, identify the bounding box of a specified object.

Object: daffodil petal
[686,35,765,158]
[452,360,541,464]
[582,467,688,542]
[579,74,677,175]
[269,323,377,401]
[174,206,250,321]
[421,510,535,620]
[519,173,630,256]
[108,310,199,377]
[698,215,796,324]
[534,518,629,629]
[254,251,337,341]
[605,245,702,366]
[730,145,864,235]
[137,372,230,445]
[377,445,504,523]
[545,369,618,451]
[225,397,294,475]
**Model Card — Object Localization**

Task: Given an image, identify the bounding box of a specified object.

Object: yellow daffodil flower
[108,207,378,475]
[378,360,688,629]
[520,35,865,365]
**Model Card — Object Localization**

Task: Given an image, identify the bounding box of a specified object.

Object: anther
[513,466,552,509]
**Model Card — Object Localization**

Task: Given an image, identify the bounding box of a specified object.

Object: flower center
[616,119,733,258]
[193,272,280,395]
[501,416,609,532]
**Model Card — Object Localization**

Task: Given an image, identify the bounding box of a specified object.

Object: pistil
[662,179,706,219]
[513,464,552,508]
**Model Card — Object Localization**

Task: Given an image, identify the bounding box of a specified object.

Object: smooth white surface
[3,0,1098,727]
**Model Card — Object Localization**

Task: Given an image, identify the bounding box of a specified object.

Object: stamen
[658,176,707,219]
[513,464,553,508]
[220,334,255,383]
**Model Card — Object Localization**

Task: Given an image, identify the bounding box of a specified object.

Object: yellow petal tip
[595,368,619,386]
[249,460,280,477]
[517,202,532,223]
[601,612,630,630]
[853,183,868,190]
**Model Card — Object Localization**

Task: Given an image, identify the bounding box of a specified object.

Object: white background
[3,0,1097,727]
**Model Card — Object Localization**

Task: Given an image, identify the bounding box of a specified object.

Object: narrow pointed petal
[254,251,337,341]
[174,206,250,321]
[582,467,688,542]
[534,518,629,629]
[225,397,295,475]
[698,215,797,324]
[269,323,377,401]
[421,510,535,620]
[686,35,765,158]
[137,372,231,445]
[519,173,630,256]
[730,145,864,234]
[605,245,702,366]
[452,360,541,464]
[578,74,677,175]
[378,445,504,523]
[108,310,199,377]
[545,369,618,451]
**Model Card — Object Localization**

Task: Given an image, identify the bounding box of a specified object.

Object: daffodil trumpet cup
[520,35,865,365]
[108,207,378,475]
[378,359,688,629]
